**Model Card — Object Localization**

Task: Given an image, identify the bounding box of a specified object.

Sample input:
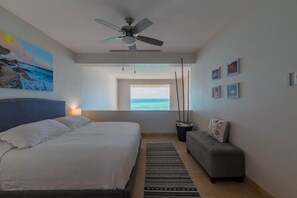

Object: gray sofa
[186,131,245,183]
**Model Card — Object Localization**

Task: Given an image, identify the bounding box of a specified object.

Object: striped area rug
[144,143,200,198]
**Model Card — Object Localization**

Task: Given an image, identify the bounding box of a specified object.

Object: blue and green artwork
[0,30,53,91]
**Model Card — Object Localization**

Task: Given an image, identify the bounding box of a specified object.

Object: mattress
[0,122,140,191]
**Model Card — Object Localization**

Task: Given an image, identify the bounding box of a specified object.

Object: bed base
[0,150,139,198]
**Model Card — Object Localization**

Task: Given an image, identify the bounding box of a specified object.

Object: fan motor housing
[125,17,134,25]
[121,26,135,36]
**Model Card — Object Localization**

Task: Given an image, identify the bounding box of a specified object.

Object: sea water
[131,99,170,110]
[11,62,53,91]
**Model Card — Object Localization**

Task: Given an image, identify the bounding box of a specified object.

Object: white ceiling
[0,0,250,54]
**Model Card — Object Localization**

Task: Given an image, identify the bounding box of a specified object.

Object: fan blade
[129,44,137,53]
[99,36,123,44]
[137,36,164,46]
[133,18,153,34]
[95,18,122,32]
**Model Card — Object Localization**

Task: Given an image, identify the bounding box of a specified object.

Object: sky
[131,86,170,99]
[0,30,53,69]
[20,39,53,68]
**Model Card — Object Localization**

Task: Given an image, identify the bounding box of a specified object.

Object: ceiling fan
[94,17,164,53]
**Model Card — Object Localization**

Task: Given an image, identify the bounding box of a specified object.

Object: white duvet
[0,122,140,191]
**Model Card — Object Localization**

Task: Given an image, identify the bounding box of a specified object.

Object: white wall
[118,79,190,113]
[0,6,83,110]
[191,0,297,197]
[80,66,117,110]
[83,110,189,134]
[76,53,196,64]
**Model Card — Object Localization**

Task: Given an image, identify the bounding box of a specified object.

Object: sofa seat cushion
[188,131,243,157]
[187,130,245,182]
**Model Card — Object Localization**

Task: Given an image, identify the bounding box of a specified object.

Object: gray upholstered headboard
[0,98,65,132]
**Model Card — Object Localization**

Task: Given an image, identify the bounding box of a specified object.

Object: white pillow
[55,116,92,130]
[0,119,70,149]
[0,141,15,160]
[208,117,229,142]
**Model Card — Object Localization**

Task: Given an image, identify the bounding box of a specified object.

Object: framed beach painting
[0,30,53,91]
[212,86,221,98]
[212,67,221,80]
[227,58,240,76]
[227,83,240,99]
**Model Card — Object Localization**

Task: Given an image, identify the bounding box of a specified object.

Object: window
[130,84,170,110]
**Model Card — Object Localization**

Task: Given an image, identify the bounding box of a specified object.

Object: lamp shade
[122,36,136,46]
[70,108,81,116]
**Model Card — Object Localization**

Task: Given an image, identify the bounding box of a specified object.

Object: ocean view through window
[130,84,170,110]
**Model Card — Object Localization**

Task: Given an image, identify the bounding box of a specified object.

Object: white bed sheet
[0,122,140,191]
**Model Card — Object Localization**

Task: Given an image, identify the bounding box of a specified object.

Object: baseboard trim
[245,177,273,198]
[141,133,176,137]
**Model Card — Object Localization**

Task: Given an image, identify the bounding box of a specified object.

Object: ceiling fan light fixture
[95,17,163,52]
[122,36,136,46]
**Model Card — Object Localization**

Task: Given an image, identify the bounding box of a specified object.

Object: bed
[0,98,140,198]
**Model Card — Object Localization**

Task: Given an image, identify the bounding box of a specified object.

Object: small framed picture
[227,59,240,76]
[293,72,297,85]
[227,83,240,99]
[212,86,221,98]
[212,67,221,80]
[289,72,297,86]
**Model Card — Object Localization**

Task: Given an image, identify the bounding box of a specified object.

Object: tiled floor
[132,135,271,198]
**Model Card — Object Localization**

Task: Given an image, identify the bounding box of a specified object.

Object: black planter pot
[176,122,193,142]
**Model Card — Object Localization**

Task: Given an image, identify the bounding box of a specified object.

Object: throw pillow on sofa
[208,118,229,142]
